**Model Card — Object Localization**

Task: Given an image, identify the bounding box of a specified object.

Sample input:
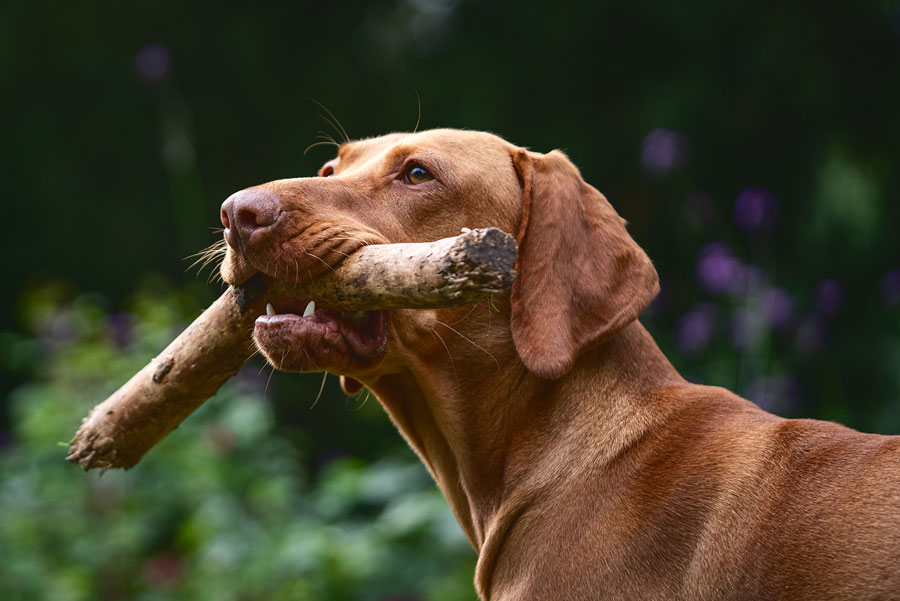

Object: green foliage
[0,285,476,601]
[2,1,900,598]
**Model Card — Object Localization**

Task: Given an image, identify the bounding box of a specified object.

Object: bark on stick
[67,228,516,471]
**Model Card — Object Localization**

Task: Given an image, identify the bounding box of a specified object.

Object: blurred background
[2,1,899,599]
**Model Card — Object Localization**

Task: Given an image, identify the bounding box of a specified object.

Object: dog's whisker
[264,352,284,395]
[323,247,351,258]
[316,130,340,146]
[430,327,454,364]
[310,372,328,409]
[308,98,350,143]
[304,251,336,273]
[449,304,479,327]
[194,251,224,273]
[184,246,226,272]
[435,319,499,370]
[333,230,372,247]
[185,239,227,258]
[351,389,371,411]
[412,86,422,134]
[304,139,340,156]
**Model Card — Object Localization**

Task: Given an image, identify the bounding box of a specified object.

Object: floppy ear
[510,149,659,379]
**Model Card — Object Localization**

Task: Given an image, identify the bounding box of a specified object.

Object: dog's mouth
[219,228,391,375]
[254,296,388,374]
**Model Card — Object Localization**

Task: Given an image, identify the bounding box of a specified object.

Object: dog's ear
[510,149,659,379]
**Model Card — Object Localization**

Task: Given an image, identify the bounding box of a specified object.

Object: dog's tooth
[303,300,316,317]
[266,303,276,316]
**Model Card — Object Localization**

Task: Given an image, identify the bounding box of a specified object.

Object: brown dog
[219,129,900,601]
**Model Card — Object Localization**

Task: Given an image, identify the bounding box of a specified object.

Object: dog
[218,129,900,600]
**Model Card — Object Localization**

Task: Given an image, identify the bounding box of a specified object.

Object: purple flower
[106,312,134,349]
[643,278,668,317]
[237,361,271,395]
[815,279,845,317]
[640,128,690,179]
[36,311,77,351]
[745,375,799,414]
[134,43,171,82]
[726,264,767,297]
[882,269,900,307]
[675,303,718,354]
[733,187,778,232]
[731,306,766,349]
[763,288,793,330]
[695,243,742,294]
[315,448,350,469]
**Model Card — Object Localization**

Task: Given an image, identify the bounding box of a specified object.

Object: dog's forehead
[338,129,514,168]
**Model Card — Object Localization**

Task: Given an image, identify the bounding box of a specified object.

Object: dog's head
[219,129,657,383]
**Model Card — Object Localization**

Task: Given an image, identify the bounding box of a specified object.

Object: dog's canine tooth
[265,303,276,316]
[303,300,316,317]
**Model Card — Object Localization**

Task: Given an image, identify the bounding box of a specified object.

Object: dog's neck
[366,319,684,550]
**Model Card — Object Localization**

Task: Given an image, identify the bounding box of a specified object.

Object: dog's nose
[220,188,280,248]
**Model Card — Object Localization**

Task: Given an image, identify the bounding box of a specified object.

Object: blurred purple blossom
[134,43,171,82]
[731,306,766,349]
[727,264,768,297]
[640,128,690,179]
[675,303,718,354]
[643,278,668,318]
[237,362,271,395]
[315,448,350,469]
[763,288,794,330]
[815,279,845,317]
[745,375,799,414]
[36,311,77,350]
[733,186,778,232]
[882,269,900,307]
[106,312,133,349]
[683,190,714,228]
[695,243,742,294]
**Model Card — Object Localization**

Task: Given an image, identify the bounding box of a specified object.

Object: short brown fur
[221,129,900,601]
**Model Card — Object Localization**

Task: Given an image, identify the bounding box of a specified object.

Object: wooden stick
[294,227,516,308]
[66,228,516,471]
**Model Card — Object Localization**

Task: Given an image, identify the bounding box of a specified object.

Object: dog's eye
[403,165,433,185]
